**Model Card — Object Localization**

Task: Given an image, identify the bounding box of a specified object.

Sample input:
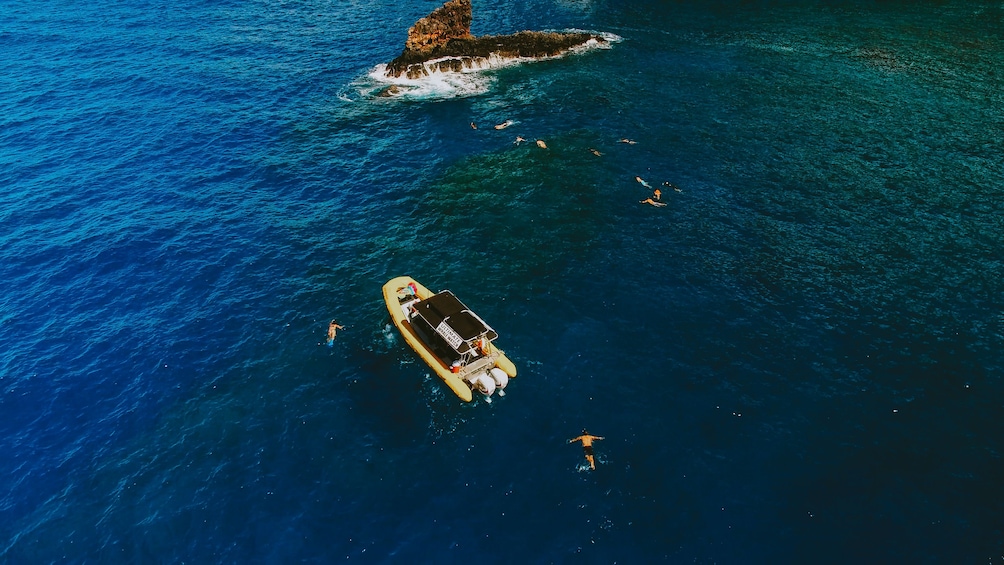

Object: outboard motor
[468,372,496,396]
[489,367,509,391]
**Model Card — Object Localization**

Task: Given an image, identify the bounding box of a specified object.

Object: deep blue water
[2,0,1003,562]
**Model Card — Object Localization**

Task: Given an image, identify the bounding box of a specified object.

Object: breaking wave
[565,29,622,49]
[349,60,501,101]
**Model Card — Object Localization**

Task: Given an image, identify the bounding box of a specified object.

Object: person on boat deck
[327,320,345,344]
[568,430,605,470]
[398,282,418,297]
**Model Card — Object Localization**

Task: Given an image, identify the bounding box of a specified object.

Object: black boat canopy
[412,291,498,354]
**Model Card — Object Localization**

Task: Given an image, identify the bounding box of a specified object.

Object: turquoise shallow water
[1,0,1002,562]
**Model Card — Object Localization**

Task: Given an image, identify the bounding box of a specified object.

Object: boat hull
[383,276,516,402]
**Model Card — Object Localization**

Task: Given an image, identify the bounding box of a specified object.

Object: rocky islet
[384,0,605,80]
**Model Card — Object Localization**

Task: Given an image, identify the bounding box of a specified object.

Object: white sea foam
[564,29,623,48]
[346,61,496,101]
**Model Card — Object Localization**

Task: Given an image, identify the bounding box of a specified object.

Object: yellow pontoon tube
[383,276,517,402]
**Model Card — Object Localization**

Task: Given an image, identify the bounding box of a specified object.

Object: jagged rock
[386,1,604,79]
[375,85,403,97]
[404,0,472,53]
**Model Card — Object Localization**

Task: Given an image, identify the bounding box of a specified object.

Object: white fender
[489,367,509,390]
[468,372,496,396]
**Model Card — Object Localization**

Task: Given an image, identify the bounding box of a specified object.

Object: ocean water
[2,0,1002,562]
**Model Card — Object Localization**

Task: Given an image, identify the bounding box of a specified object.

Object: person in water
[635,176,651,188]
[327,320,345,346]
[568,430,605,470]
[662,180,682,193]
[640,187,666,207]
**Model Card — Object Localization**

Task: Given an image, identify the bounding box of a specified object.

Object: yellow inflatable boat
[383,276,518,402]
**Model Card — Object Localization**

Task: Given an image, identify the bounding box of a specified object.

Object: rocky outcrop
[404,0,473,53]
[385,0,604,79]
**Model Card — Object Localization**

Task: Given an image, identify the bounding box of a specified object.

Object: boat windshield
[412,291,498,354]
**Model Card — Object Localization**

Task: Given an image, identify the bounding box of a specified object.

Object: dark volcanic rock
[404,0,472,53]
[385,1,604,79]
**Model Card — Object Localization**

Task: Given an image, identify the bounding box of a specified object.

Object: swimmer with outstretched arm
[568,430,605,470]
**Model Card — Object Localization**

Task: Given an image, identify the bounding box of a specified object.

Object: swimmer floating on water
[568,429,605,470]
[589,148,603,157]
[327,320,345,346]
[640,188,666,207]
[494,119,514,130]
[536,139,548,149]
[619,138,637,145]
[514,136,526,145]
[635,176,651,189]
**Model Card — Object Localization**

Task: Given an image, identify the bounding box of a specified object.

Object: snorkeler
[662,181,682,193]
[568,430,605,470]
